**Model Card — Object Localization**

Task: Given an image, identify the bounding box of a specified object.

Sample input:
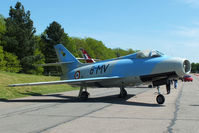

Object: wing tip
[8,84,16,87]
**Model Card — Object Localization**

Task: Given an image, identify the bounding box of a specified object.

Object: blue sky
[1,0,199,62]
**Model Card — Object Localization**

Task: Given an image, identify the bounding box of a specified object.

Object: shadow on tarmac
[0,93,164,107]
[20,91,42,96]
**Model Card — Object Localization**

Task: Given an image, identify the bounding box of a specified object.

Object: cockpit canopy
[136,50,164,59]
[117,49,165,60]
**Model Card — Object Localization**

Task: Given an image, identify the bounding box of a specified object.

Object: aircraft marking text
[90,64,110,75]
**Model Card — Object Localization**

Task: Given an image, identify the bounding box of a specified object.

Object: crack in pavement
[167,83,184,133]
[0,103,62,119]
[34,104,112,133]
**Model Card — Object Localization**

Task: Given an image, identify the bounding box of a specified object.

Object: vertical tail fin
[54,44,81,79]
[80,48,95,63]
[54,44,79,63]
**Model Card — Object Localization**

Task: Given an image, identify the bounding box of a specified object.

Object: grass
[0,71,79,100]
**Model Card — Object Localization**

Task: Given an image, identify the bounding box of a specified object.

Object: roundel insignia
[74,71,80,79]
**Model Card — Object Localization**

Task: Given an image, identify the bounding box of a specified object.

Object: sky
[1,0,199,62]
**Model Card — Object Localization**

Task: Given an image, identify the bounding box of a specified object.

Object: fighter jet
[76,48,99,63]
[9,44,191,104]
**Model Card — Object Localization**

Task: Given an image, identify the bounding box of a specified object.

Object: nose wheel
[156,86,165,104]
[156,94,165,104]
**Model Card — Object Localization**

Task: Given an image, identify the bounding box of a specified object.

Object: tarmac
[0,74,198,133]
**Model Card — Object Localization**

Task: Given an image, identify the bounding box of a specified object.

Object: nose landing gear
[156,86,165,104]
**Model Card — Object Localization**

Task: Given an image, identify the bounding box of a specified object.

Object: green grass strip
[0,71,78,100]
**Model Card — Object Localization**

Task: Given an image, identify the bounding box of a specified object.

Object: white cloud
[160,41,199,62]
[171,26,199,38]
[179,0,199,7]
[183,42,199,47]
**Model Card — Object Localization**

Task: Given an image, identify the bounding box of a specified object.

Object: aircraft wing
[8,76,121,87]
[76,58,100,61]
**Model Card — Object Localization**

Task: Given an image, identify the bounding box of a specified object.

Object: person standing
[174,79,178,89]
[166,80,171,94]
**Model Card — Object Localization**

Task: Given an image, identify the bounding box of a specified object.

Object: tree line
[191,63,199,73]
[0,2,136,75]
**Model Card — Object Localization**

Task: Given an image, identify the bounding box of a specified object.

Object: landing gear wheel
[156,94,165,104]
[80,91,89,100]
[119,88,127,98]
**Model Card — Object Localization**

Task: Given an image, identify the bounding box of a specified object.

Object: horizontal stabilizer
[8,76,121,87]
[39,62,74,67]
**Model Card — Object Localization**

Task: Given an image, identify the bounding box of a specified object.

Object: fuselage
[9,44,191,102]
[62,51,191,87]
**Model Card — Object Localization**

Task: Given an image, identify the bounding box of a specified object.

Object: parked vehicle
[183,75,193,82]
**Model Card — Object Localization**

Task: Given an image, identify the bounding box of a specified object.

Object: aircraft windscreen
[136,50,151,59]
[136,50,164,59]
[150,50,164,58]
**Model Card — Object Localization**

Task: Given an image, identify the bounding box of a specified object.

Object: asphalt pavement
[0,75,198,133]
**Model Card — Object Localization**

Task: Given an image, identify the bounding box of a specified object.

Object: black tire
[119,89,127,98]
[156,94,165,104]
[80,91,89,100]
[148,85,153,88]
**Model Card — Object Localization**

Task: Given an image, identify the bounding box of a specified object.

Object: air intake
[183,60,191,73]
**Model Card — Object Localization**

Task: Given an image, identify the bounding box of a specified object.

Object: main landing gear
[78,85,165,104]
[156,86,165,104]
[79,85,128,100]
[79,86,90,100]
[119,86,127,98]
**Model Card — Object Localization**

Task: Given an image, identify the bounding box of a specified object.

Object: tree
[41,21,69,62]
[43,21,66,45]
[84,37,116,60]
[41,21,69,75]
[67,37,135,60]
[3,2,43,74]
[0,46,6,71]
[4,51,21,72]
[68,37,88,58]
[112,48,135,58]
[0,46,21,72]
[0,15,6,46]
[31,35,45,74]
[191,63,199,73]
[127,48,136,55]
